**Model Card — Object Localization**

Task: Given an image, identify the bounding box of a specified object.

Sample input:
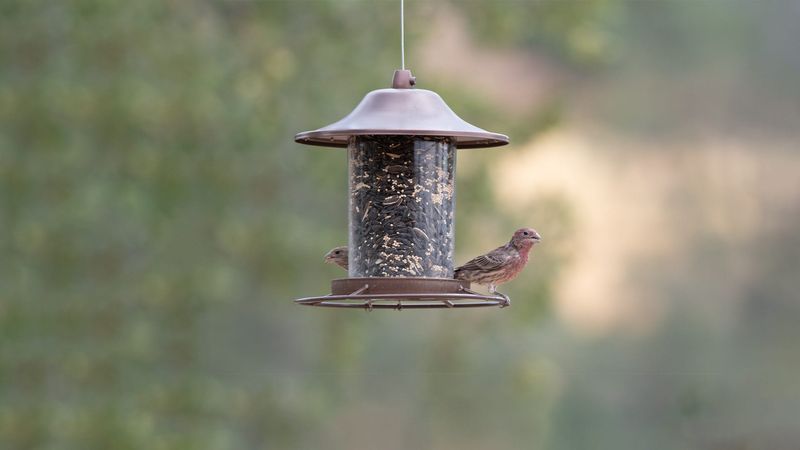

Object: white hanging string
[401,0,405,69]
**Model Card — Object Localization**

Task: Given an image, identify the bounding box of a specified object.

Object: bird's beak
[323,254,332,263]
[533,233,542,242]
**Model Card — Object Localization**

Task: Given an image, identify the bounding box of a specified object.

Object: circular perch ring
[294,277,508,310]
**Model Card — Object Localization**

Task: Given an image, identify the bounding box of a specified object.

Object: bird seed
[348,135,455,278]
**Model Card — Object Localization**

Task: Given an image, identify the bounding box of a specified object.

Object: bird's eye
[334,250,340,254]
[522,231,529,236]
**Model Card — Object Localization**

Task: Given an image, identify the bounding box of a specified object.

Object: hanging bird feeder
[294,70,511,309]
[294,3,510,309]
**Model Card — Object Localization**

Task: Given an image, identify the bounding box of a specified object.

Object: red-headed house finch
[324,246,349,270]
[454,228,542,307]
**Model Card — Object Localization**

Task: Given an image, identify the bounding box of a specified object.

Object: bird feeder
[294,70,510,309]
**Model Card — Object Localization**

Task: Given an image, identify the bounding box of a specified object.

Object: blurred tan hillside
[420,3,800,339]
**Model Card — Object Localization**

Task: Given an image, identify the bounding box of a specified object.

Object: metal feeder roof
[294,70,509,149]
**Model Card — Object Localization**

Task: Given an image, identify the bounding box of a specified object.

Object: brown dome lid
[295,70,509,149]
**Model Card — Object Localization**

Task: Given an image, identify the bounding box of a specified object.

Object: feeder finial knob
[392,69,416,89]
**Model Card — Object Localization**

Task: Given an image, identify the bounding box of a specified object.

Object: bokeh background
[3,1,800,449]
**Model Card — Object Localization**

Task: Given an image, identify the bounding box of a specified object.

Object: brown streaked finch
[324,246,349,270]
[454,228,542,307]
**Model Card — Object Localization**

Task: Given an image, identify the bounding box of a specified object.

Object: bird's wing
[456,246,513,272]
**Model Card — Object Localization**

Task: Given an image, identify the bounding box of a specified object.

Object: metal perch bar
[295,291,508,309]
[295,277,510,309]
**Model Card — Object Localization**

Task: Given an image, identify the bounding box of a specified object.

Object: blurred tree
[0,1,607,448]
[4,0,799,449]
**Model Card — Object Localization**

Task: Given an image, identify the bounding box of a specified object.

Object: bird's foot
[488,285,510,308]
[496,291,511,308]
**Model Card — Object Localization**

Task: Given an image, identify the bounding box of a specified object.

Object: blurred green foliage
[2,1,799,450]
[0,1,578,448]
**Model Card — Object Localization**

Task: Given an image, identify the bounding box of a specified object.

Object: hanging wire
[401,0,405,69]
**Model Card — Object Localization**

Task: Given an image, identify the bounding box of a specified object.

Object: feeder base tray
[294,277,509,310]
